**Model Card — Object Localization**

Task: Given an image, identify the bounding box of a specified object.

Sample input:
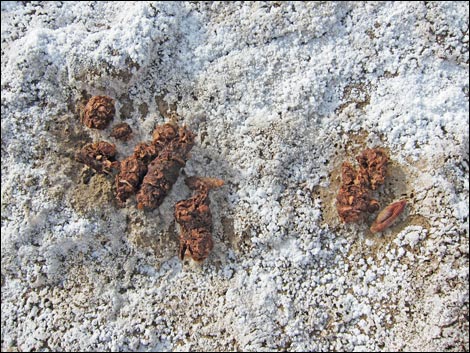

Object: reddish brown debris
[75,141,119,175]
[336,162,379,223]
[175,177,224,262]
[370,200,407,233]
[133,142,160,164]
[82,95,115,129]
[115,123,194,207]
[336,148,388,223]
[152,123,178,147]
[136,126,195,210]
[110,122,133,141]
[115,143,160,206]
[115,156,147,205]
[356,148,388,190]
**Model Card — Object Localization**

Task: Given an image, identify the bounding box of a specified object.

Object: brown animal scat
[370,200,407,233]
[114,144,159,207]
[133,142,160,164]
[336,162,378,223]
[136,126,195,210]
[152,123,178,146]
[175,176,224,262]
[356,148,388,190]
[82,96,115,129]
[75,141,119,175]
[114,123,186,206]
[110,122,133,141]
[136,151,185,210]
[115,156,147,206]
[179,228,214,262]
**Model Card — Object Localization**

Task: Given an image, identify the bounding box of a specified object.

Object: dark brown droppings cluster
[356,148,388,190]
[75,141,119,175]
[82,96,115,129]
[132,142,160,164]
[336,148,388,223]
[110,122,133,141]
[114,124,174,206]
[115,123,194,208]
[175,177,224,262]
[74,92,225,261]
[136,126,195,210]
[115,156,147,205]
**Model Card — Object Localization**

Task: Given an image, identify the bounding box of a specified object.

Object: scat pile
[136,125,195,210]
[175,177,224,262]
[1,2,468,352]
[115,123,194,208]
[336,148,387,223]
[75,141,119,175]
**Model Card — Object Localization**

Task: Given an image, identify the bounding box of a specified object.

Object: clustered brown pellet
[110,122,133,141]
[115,123,194,208]
[137,126,195,210]
[175,177,224,262]
[82,95,115,129]
[75,141,119,175]
[336,148,388,223]
[76,95,223,262]
[356,148,388,190]
[115,142,160,206]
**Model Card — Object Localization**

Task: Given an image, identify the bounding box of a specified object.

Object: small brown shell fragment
[75,141,119,175]
[110,123,133,141]
[175,177,224,262]
[82,95,115,129]
[370,200,407,233]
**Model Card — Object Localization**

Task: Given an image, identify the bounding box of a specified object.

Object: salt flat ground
[1,2,468,351]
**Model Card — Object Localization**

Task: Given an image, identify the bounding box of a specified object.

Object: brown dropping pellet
[136,125,195,210]
[336,148,388,223]
[82,95,115,129]
[175,177,224,262]
[110,122,133,141]
[75,141,119,175]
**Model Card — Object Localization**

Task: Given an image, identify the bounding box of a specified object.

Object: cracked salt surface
[1,1,468,351]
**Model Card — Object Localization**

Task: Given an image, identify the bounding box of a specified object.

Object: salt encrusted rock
[175,177,224,262]
[75,141,119,175]
[110,122,133,141]
[82,95,115,129]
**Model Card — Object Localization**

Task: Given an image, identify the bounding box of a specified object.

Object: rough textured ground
[1,1,469,351]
